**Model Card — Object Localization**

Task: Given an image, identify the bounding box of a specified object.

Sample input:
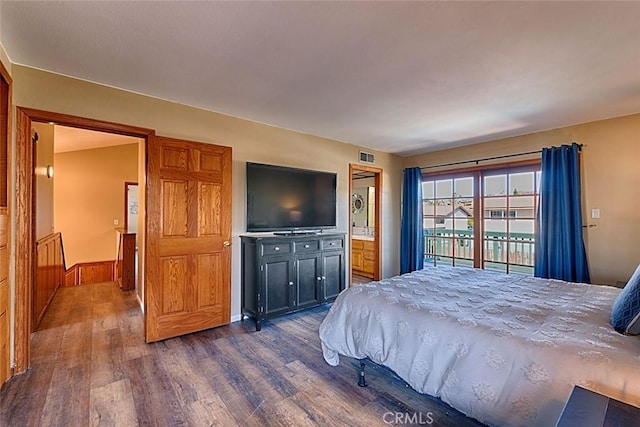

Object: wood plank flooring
[352,274,372,285]
[0,282,482,426]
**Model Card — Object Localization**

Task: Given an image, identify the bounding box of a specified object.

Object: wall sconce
[46,165,54,179]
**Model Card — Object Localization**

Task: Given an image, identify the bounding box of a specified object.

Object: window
[423,175,475,267]
[422,163,540,274]
[489,210,518,219]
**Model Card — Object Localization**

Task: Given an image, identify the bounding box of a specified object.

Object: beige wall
[12,65,403,321]
[54,143,139,267]
[32,122,54,240]
[404,113,640,286]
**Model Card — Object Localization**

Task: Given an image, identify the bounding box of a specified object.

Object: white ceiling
[53,125,140,154]
[2,2,639,156]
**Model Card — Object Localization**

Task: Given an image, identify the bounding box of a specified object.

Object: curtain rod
[419,143,583,171]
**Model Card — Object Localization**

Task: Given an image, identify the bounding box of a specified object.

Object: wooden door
[0,62,10,385]
[145,137,232,342]
[0,210,9,385]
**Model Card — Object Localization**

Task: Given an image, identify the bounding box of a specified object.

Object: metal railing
[423,229,535,267]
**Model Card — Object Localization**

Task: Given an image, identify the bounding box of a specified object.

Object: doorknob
[223,240,231,247]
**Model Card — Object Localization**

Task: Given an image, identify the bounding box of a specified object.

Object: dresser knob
[317,277,322,281]
[289,282,294,286]
[304,244,309,248]
[274,246,280,251]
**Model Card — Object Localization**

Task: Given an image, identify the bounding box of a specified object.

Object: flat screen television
[246,162,337,233]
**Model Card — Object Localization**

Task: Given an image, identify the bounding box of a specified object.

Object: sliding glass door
[423,176,476,267]
[482,169,541,274]
[422,163,540,273]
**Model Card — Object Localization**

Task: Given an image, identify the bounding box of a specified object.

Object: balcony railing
[423,229,535,268]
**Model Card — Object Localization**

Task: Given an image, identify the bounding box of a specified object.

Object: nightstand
[556,385,640,426]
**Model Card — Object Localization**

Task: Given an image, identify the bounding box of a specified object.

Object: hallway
[1,283,143,425]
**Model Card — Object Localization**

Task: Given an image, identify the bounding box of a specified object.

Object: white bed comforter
[319,266,640,426]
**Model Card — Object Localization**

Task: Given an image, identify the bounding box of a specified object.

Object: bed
[319,265,640,426]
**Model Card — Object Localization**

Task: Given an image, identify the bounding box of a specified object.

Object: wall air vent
[359,151,375,164]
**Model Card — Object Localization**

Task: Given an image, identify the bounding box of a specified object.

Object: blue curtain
[534,143,590,283]
[400,167,424,274]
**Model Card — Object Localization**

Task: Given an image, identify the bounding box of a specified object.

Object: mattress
[319,266,640,426]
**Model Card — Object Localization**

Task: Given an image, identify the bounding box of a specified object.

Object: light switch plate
[591,209,600,219]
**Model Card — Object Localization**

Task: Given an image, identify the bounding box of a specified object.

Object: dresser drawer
[261,242,292,256]
[322,238,343,250]
[295,240,320,252]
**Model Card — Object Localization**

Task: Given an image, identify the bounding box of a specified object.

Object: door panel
[146,137,231,342]
[197,253,224,308]
[160,256,188,314]
[198,183,222,236]
[162,180,188,237]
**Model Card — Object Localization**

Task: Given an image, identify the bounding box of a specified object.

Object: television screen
[246,162,337,232]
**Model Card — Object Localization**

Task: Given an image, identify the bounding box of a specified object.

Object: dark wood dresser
[240,233,345,330]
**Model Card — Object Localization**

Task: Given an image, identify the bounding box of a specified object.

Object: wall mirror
[352,193,365,214]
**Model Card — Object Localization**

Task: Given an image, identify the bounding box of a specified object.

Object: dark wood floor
[0,282,481,426]
[352,274,372,285]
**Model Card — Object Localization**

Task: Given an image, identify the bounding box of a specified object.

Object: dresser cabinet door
[295,253,321,309]
[322,251,344,301]
[263,257,295,317]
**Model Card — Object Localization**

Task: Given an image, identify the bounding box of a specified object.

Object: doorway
[14,107,153,374]
[124,182,139,234]
[349,164,382,285]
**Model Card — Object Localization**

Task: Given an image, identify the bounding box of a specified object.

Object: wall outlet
[113,219,119,225]
[591,209,600,219]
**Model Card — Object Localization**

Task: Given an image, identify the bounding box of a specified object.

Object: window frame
[422,159,541,273]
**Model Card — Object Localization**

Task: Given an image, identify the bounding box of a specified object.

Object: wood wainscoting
[34,233,64,330]
[64,261,115,287]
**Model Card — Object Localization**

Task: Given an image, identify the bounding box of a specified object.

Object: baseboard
[231,314,242,323]
[136,293,144,313]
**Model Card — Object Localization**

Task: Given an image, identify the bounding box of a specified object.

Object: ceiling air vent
[359,151,375,164]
